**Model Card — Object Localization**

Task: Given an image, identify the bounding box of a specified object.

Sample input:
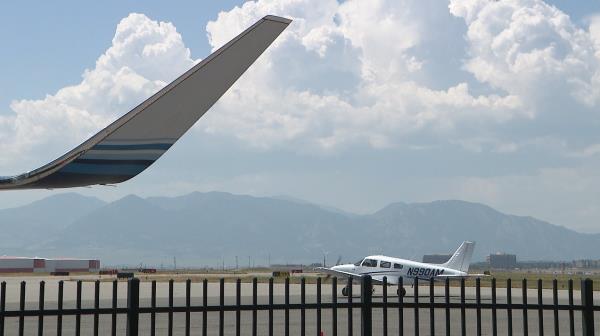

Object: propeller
[324,255,344,281]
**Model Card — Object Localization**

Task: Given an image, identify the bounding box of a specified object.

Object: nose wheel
[397,287,406,297]
[342,286,349,296]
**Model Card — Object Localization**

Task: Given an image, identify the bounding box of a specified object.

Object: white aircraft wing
[315,268,399,285]
[0,15,291,190]
[315,267,361,279]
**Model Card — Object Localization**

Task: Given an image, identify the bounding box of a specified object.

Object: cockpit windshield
[354,259,364,266]
[361,259,378,267]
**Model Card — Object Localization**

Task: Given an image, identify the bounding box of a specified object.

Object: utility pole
[173,256,177,270]
[235,256,239,270]
[248,256,251,269]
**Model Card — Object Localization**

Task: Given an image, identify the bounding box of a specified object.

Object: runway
[1,276,599,335]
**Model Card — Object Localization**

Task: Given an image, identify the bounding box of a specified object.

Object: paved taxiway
[1,275,599,335]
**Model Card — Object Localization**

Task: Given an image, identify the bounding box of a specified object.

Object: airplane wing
[314,268,399,285]
[315,267,361,279]
[0,15,291,190]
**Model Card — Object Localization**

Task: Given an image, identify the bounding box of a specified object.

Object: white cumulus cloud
[3,0,600,170]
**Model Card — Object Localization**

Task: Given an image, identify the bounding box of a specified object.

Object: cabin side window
[380,261,391,268]
[362,259,377,267]
[393,263,403,269]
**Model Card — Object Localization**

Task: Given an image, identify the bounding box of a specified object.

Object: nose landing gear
[397,287,406,297]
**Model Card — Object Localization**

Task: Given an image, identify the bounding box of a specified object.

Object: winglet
[1,15,291,190]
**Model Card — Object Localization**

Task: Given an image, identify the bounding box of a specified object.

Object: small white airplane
[317,241,485,297]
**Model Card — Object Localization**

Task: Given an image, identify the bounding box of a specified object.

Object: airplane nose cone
[332,264,352,272]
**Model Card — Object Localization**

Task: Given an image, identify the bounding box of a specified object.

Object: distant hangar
[0,256,99,273]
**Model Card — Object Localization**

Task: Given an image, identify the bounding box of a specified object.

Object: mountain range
[1,191,598,267]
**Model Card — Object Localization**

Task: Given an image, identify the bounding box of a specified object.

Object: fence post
[127,278,140,336]
[581,278,594,336]
[361,275,373,336]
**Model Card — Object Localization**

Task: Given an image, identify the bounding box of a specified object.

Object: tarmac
[1,274,599,335]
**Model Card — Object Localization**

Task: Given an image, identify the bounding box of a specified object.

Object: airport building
[487,253,517,269]
[422,254,452,264]
[0,256,100,273]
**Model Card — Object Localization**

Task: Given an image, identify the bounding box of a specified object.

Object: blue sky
[2,0,600,233]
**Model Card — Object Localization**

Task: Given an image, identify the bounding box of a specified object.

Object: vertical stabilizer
[442,241,475,272]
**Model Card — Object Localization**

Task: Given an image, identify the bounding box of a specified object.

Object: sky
[2,0,600,233]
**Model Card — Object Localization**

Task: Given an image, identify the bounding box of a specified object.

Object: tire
[342,287,348,297]
[397,287,406,297]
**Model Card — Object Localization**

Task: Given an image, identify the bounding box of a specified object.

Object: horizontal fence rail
[0,276,596,336]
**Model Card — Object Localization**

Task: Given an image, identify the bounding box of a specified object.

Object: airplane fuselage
[331,255,466,285]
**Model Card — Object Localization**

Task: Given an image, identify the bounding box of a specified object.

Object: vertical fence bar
[76,280,82,336]
[317,277,322,336]
[112,280,118,336]
[203,279,208,336]
[552,279,558,336]
[360,276,372,336]
[37,281,44,336]
[429,278,435,336]
[460,278,466,336]
[57,281,63,336]
[568,279,574,336]
[285,278,290,336]
[269,278,274,336]
[253,278,258,336]
[491,278,497,336]
[301,277,306,336]
[19,281,25,336]
[507,279,512,336]
[236,279,241,336]
[538,279,544,336]
[0,282,5,336]
[522,279,528,336]
[220,278,225,336]
[476,278,481,336]
[126,278,140,336]
[581,278,595,336]
[414,278,419,336]
[382,277,388,336]
[151,281,156,336]
[332,277,338,336]
[94,280,100,336]
[398,278,404,336]
[347,277,353,336]
[186,279,191,336]
[445,278,450,336]
[169,279,174,336]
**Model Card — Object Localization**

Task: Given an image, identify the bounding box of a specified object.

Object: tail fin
[442,241,475,273]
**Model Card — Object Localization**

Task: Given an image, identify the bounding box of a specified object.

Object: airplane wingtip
[263,15,293,25]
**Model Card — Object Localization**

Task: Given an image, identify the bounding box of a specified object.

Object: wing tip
[263,15,293,25]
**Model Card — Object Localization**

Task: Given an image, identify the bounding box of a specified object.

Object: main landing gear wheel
[397,287,406,297]
[342,287,349,296]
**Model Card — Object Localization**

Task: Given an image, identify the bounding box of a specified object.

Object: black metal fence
[0,276,597,336]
